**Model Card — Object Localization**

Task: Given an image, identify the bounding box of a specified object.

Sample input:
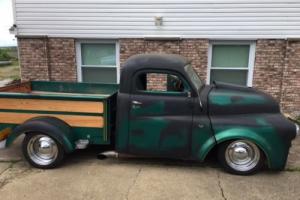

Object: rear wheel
[218,139,264,175]
[22,132,65,169]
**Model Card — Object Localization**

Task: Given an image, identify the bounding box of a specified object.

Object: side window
[135,72,187,93]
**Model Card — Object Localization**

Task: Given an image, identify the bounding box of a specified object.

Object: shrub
[0,49,12,61]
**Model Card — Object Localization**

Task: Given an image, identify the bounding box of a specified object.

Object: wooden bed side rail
[0,81,31,93]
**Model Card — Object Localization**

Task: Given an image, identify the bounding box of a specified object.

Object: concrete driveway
[0,137,300,200]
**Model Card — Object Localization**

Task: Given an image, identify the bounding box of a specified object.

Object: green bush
[0,49,12,61]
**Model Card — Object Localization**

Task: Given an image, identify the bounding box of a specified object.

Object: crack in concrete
[217,172,228,200]
[0,159,22,163]
[0,163,13,177]
[0,162,32,190]
[0,162,16,190]
[125,167,142,200]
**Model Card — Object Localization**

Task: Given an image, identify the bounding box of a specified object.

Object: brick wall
[48,38,77,81]
[18,37,77,82]
[120,39,145,64]
[179,39,209,81]
[253,40,286,101]
[120,39,209,81]
[145,40,180,54]
[18,38,50,81]
[147,73,168,91]
[253,39,300,115]
[281,41,300,116]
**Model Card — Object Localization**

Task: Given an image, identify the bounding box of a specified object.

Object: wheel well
[204,139,269,168]
[8,133,25,146]
[6,116,75,153]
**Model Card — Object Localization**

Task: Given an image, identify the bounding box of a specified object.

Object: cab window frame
[131,69,193,96]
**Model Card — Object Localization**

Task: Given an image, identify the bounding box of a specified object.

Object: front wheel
[218,140,264,175]
[22,132,65,169]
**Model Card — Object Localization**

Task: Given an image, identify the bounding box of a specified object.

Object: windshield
[184,65,203,91]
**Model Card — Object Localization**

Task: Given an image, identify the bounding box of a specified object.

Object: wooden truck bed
[0,81,119,145]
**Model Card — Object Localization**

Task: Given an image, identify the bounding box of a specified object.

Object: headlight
[296,123,300,136]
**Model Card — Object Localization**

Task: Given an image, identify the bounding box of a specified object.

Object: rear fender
[6,117,75,153]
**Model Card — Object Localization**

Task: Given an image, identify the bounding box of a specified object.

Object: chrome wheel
[225,140,260,172]
[27,135,58,166]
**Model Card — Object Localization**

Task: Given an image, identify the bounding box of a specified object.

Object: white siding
[14,0,300,39]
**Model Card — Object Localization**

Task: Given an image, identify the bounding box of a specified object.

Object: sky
[0,0,17,46]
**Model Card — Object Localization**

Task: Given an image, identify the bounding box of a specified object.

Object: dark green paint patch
[129,118,169,152]
[159,128,189,152]
[210,90,267,106]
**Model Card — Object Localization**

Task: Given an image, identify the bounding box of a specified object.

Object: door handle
[132,100,142,109]
[132,100,142,105]
[198,124,205,128]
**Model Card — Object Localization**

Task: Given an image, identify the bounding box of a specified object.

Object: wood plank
[0,98,103,114]
[0,112,104,128]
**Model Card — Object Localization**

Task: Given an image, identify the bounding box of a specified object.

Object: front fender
[6,117,75,153]
[213,127,289,170]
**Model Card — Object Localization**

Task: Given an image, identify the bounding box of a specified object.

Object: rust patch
[0,128,12,141]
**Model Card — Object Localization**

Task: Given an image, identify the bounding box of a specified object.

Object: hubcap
[27,135,58,166]
[225,140,260,172]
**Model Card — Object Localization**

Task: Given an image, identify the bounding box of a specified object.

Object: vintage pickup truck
[0,54,298,175]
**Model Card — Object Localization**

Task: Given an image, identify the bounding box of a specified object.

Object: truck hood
[207,82,280,115]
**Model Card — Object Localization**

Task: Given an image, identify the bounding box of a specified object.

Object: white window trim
[207,41,256,87]
[75,40,120,83]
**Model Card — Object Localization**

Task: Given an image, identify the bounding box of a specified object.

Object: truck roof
[119,54,191,93]
[123,54,190,71]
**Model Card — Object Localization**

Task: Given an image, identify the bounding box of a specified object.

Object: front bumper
[296,123,300,137]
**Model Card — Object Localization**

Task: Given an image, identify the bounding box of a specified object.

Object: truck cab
[115,54,213,159]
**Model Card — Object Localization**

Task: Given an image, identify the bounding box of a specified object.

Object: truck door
[128,70,193,158]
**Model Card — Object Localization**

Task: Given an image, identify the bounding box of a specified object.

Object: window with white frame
[76,41,119,83]
[208,42,255,86]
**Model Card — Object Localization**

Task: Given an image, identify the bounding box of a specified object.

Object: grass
[286,167,300,172]
[0,60,20,81]
[297,116,300,125]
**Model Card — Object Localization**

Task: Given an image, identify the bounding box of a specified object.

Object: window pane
[81,43,116,66]
[210,69,248,85]
[82,67,117,83]
[212,45,250,68]
[135,73,185,92]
